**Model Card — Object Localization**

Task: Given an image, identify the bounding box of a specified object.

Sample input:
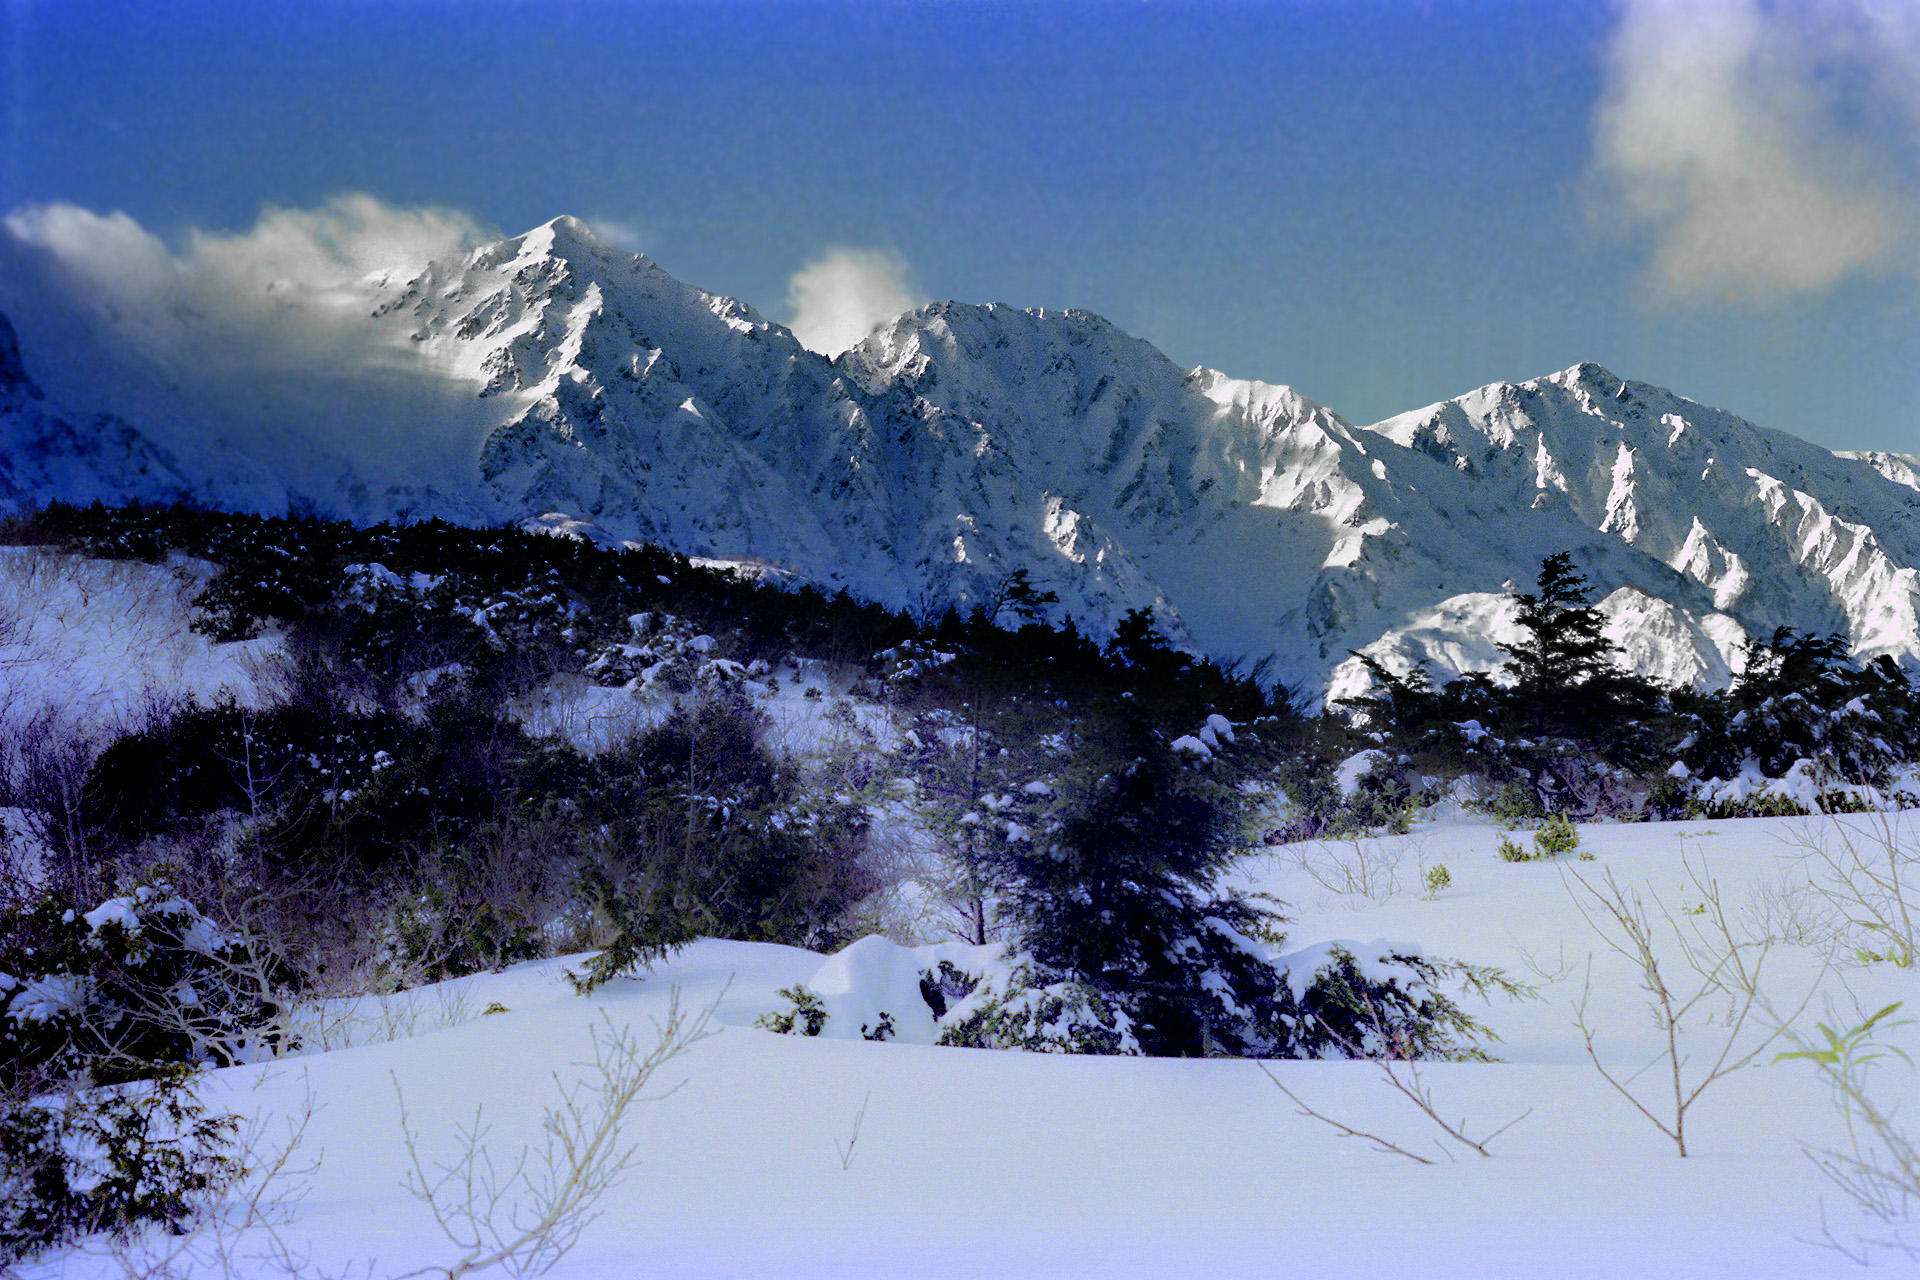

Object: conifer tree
[979,701,1283,1056]
[1497,552,1667,805]
[1500,552,1617,738]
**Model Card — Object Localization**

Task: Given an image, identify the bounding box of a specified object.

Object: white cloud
[0,194,489,495]
[787,247,923,357]
[1590,0,1920,302]
[187,195,479,295]
[583,216,653,254]
[2,193,481,373]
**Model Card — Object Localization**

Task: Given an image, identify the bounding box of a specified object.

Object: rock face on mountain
[0,311,197,513]
[1345,366,1920,699]
[7,214,1920,699]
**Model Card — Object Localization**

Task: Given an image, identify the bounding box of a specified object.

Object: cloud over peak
[0,194,494,491]
[2,194,482,373]
[1590,0,1920,303]
[786,247,923,358]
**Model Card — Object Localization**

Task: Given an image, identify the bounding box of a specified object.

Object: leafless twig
[1565,853,1822,1157]
[834,1090,871,1171]
[392,992,716,1280]
[1258,1064,1434,1164]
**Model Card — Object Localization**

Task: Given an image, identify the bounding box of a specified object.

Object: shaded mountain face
[6,215,1920,699]
[0,310,200,513]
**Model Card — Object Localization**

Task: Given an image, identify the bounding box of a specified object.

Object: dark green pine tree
[982,702,1284,1057]
[1500,552,1621,739]
[1498,553,1668,801]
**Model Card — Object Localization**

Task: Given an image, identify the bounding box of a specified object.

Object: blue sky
[3,0,1917,449]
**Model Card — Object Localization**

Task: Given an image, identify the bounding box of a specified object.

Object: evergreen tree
[1500,552,1618,737]
[1674,627,1920,788]
[1106,606,1195,697]
[1337,652,1458,749]
[978,702,1284,1056]
[1496,553,1668,809]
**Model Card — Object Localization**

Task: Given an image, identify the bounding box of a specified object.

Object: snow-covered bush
[756,934,1511,1062]
[1277,943,1511,1061]
[581,611,753,696]
[1679,631,1920,787]
[935,940,1507,1060]
[0,881,260,1267]
[1269,745,1428,841]
[0,883,289,1089]
[0,1066,243,1265]
[754,985,828,1036]
[931,958,1137,1054]
[752,942,1142,1054]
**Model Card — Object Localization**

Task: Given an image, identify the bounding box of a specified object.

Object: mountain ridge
[4,214,1917,700]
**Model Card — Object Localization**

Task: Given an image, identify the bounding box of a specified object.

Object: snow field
[3,543,1909,1275]
[27,812,1917,1279]
[0,547,281,739]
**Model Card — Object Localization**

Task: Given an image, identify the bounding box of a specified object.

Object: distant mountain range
[8,214,1920,701]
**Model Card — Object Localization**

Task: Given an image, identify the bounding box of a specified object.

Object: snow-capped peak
[11,218,1920,700]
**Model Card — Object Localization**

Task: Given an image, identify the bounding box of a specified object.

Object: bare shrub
[392,817,581,983]
[1743,870,1836,949]
[393,994,715,1279]
[1282,834,1413,903]
[0,709,108,901]
[1566,855,1822,1156]
[1785,813,1920,967]
[832,1090,872,1172]
[831,812,955,945]
[1262,1048,1529,1165]
[298,981,480,1055]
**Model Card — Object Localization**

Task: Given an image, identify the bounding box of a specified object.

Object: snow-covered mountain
[7,214,1920,699]
[0,310,199,511]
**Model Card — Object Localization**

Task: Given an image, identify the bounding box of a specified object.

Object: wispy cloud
[1589,0,1920,303]
[0,194,490,492]
[787,247,923,357]
[583,215,653,254]
[1,193,481,374]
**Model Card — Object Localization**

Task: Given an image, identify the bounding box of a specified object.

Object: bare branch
[392,991,717,1280]
[834,1090,871,1171]
[1564,851,1824,1157]
[1257,1063,1433,1165]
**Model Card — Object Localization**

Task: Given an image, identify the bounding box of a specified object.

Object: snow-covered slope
[0,311,198,511]
[1356,365,1920,690]
[10,216,1920,697]
[27,814,1917,1280]
[378,217,885,572]
[0,546,282,738]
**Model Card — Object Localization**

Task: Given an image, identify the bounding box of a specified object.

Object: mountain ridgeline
[6,214,1920,700]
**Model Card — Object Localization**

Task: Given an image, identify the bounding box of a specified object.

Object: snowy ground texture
[0,547,281,739]
[21,811,1920,1280]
